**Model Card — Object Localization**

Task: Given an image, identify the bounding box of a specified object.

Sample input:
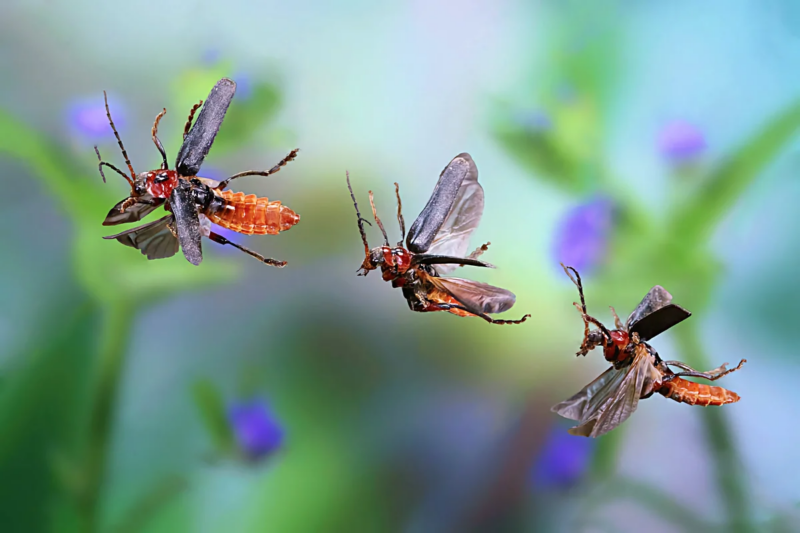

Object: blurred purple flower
[227,398,284,461]
[66,96,124,143]
[553,197,614,272]
[531,423,595,489]
[202,48,221,65]
[516,109,553,133]
[658,120,706,161]
[231,72,252,100]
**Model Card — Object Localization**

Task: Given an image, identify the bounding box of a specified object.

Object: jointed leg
[207,231,286,268]
[664,359,746,381]
[183,100,202,139]
[216,149,300,190]
[428,302,530,325]
[151,108,168,169]
[467,242,490,261]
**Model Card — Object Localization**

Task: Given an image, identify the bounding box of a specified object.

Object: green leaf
[672,98,800,244]
[191,379,236,455]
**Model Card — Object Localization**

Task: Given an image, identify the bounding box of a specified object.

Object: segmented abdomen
[658,377,740,406]
[208,191,300,235]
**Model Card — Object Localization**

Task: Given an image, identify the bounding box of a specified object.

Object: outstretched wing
[103,215,178,260]
[407,154,482,261]
[175,78,236,177]
[426,276,516,316]
[626,285,691,341]
[169,180,203,266]
[102,195,163,226]
[551,344,661,438]
[629,304,691,342]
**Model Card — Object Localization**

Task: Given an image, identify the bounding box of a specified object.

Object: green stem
[672,321,754,533]
[79,303,132,532]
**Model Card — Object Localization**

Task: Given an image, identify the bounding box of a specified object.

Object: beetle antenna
[369,190,390,246]
[103,91,136,189]
[562,263,613,352]
[394,182,406,246]
[346,172,376,274]
[95,146,134,185]
[151,108,168,170]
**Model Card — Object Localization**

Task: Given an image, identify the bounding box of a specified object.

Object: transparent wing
[425,160,484,272]
[552,344,661,438]
[625,286,674,329]
[427,276,516,316]
[102,195,162,226]
[176,78,236,177]
[103,215,179,260]
[407,153,480,257]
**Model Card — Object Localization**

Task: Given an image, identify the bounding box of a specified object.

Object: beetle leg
[466,242,491,261]
[207,231,286,267]
[430,302,530,325]
[666,359,746,381]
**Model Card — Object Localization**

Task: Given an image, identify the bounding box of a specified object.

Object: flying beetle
[552,264,746,438]
[346,153,529,325]
[97,77,300,266]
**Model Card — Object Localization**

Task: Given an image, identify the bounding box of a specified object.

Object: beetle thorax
[603,330,630,362]
[380,246,413,281]
[142,169,179,198]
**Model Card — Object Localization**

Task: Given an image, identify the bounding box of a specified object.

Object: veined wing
[424,156,483,273]
[407,154,481,261]
[175,78,236,177]
[426,275,516,316]
[102,195,162,226]
[552,344,661,438]
[169,180,203,266]
[103,214,178,260]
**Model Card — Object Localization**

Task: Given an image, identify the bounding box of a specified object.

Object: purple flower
[658,120,706,161]
[517,109,553,133]
[231,72,252,100]
[202,48,221,65]
[66,96,125,143]
[227,398,284,461]
[531,422,595,489]
[553,197,614,272]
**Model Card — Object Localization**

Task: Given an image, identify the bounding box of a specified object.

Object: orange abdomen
[429,291,474,318]
[208,191,300,235]
[658,377,740,406]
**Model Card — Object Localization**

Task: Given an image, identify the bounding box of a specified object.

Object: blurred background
[1,0,799,531]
